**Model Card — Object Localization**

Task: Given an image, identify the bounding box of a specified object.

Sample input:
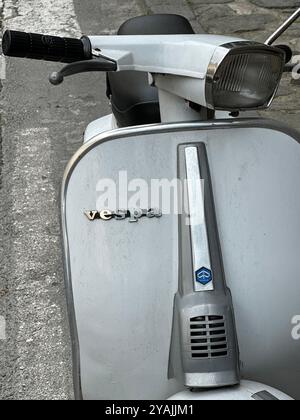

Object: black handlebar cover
[2,30,92,63]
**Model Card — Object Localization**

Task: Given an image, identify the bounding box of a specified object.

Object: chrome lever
[49,57,117,85]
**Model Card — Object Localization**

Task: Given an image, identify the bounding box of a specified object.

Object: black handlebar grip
[2,30,92,63]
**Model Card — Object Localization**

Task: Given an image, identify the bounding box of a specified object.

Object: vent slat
[190,324,206,330]
[208,316,224,321]
[190,320,225,326]
[209,323,225,329]
[190,331,208,337]
[210,337,227,344]
[191,338,227,344]
[192,353,209,358]
[211,344,227,350]
[191,339,208,344]
[209,329,226,336]
[190,316,206,322]
[191,346,209,352]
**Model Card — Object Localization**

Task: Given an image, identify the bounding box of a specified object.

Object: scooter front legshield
[62,119,300,400]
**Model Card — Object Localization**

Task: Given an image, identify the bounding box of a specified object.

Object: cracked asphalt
[0,0,300,400]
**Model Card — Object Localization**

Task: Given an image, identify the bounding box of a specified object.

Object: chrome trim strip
[185,147,214,292]
[205,46,231,110]
[61,117,300,399]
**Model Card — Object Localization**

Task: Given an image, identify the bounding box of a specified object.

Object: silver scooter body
[4,10,300,401]
[63,118,300,400]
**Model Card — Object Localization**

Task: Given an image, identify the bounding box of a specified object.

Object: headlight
[206,42,285,111]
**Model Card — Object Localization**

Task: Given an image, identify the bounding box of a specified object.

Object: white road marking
[0,55,6,80]
[0,0,6,80]
[1,0,82,79]
[1,0,83,78]
[0,316,6,340]
[2,0,81,36]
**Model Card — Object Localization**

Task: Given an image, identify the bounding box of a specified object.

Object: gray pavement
[0,0,300,400]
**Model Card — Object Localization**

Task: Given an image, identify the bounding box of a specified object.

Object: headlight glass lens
[209,48,284,110]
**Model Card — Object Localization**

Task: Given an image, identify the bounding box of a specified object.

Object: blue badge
[196,267,213,285]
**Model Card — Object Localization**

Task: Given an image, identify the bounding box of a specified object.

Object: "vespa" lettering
[84,209,162,223]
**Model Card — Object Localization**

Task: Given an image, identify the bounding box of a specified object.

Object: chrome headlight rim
[205,41,285,111]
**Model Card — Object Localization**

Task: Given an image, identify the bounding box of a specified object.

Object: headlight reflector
[206,43,285,111]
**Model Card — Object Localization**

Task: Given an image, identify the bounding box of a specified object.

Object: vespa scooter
[2,9,300,400]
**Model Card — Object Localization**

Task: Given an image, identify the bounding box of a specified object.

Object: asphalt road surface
[0,0,116,401]
[0,0,300,400]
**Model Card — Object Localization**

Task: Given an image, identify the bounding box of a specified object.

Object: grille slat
[191,316,206,322]
[210,337,227,344]
[191,319,225,326]
[208,316,223,321]
[192,353,209,358]
[190,315,228,359]
[190,324,206,330]
[191,347,209,352]
[210,329,226,336]
[191,339,208,344]
[211,344,227,350]
[209,323,225,329]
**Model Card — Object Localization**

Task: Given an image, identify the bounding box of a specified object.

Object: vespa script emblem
[84,209,162,223]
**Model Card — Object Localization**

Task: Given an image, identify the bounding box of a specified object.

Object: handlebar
[2,30,92,63]
[3,31,297,85]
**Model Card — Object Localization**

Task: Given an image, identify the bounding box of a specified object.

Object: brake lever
[49,56,117,85]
